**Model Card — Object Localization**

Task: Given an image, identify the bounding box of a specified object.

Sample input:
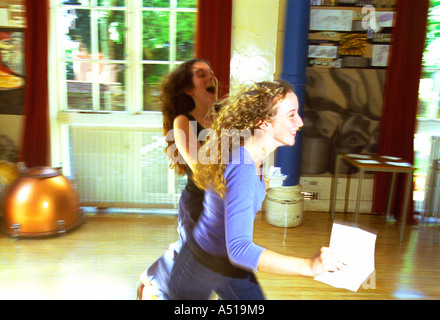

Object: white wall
[230,0,283,88]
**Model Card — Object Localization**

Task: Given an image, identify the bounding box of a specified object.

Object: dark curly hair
[160,58,210,175]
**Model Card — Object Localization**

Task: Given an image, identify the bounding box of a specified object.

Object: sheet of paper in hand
[314,223,377,292]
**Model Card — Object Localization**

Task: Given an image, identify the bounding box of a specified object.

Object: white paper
[376,12,394,28]
[308,45,338,58]
[310,9,354,31]
[0,9,8,26]
[346,154,372,159]
[354,159,380,165]
[266,166,287,188]
[372,44,390,67]
[385,161,412,167]
[267,166,284,177]
[380,156,401,160]
[314,223,377,292]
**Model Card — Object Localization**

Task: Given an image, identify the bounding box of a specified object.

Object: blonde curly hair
[193,80,294,198]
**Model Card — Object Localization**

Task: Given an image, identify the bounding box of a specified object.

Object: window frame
[50,0,197,114]
[48,0,197,168]
[414,1,440,210]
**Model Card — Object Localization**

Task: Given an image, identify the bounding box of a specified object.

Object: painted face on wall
[272,91,303,147]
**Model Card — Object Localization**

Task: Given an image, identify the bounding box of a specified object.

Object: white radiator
[69,125,185,209]
[424,135,440,218]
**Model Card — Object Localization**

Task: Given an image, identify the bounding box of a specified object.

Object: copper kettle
[2,165,83,237]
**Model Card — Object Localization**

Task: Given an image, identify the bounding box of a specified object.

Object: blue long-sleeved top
[192,147,266,272]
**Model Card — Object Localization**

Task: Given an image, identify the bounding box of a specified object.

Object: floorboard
[0,211,439,300]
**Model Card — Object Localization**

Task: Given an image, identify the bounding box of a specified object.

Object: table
[330,153,414,241]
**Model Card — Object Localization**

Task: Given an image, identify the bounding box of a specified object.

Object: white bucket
[265,185,303,227]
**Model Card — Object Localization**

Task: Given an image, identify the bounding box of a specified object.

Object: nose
[296,114,304,128]
[211,74,219,88]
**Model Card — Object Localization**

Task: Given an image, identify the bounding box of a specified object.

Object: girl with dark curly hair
[138,58,218,299]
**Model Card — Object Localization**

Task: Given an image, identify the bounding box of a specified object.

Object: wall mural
[0,0,25,115]
[0,29,25,115]
[0,134,18,162]
[301,67,386,174]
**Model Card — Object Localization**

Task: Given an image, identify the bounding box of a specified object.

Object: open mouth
[206,85,216,94]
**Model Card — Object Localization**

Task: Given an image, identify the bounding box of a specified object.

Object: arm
[173,115,201,171]
[224,159,346,276]
[224,163,266,271]
[257,247,346,277]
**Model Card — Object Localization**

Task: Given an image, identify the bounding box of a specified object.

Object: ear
[257,120,273,131]
[184,87,194,96]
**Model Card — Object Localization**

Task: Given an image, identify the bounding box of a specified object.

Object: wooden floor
[0,211,439,300]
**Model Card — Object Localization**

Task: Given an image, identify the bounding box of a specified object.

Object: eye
[198,69,211,78]
[194,69,206,78]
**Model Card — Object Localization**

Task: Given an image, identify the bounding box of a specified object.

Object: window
[418,0,440,120]
[54,0,197,113]
[49,0,198,209]
[414,0,440,212]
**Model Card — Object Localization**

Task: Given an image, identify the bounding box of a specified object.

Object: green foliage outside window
[60,0,197,111]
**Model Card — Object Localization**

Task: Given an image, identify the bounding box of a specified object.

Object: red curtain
[372,0,429,222]
[19,0,50,168]
[196,0,232,97]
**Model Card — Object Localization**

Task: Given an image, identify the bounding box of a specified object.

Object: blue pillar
[275,0,309,186]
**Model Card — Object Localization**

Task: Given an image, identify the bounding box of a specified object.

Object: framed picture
[0,28,25,115]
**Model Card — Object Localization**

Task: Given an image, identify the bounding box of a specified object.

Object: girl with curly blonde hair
[167,80,346,300]
[194,80,292,197]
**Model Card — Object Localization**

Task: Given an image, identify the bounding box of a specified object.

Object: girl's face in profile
[186,61,218,108]
[272,91,303,147]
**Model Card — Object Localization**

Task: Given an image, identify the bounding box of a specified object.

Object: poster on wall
[0,28,25,115]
